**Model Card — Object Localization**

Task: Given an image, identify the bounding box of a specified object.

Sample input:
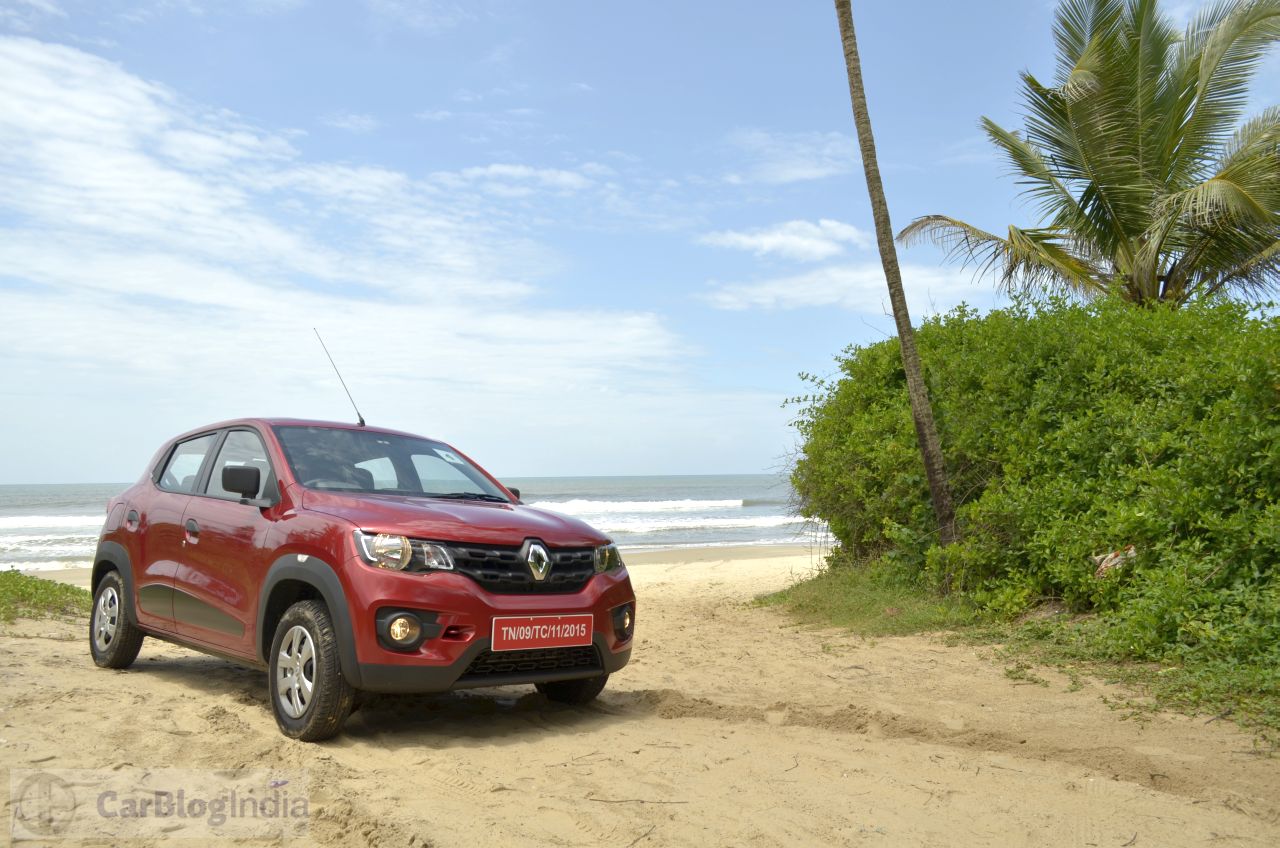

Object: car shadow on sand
[339,689,621,749]
[132,650,624,747]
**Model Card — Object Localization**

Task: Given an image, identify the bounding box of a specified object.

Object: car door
[173,428,279,659]
[133,432,220,634]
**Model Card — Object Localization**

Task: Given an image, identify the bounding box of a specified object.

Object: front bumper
[358,634,631,693]
[341,559,635,693]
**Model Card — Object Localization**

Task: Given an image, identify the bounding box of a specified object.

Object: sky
[0,0,1276,484]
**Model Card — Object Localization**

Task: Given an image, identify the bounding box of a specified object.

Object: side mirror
[222,465,261,499]
[507,486,521,501]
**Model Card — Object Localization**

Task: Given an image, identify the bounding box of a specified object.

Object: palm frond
[898,215,1103,295]
[1119,0,1181,180]
[908,0,1280,305]
[1053,0,1127,85]
[1164,0,1280,184]
[1161,171,1276,227]
[1221,105,1280,163]
[1211,237,1280,297]
[980,117,1098,231]
[1003,225,1110,294]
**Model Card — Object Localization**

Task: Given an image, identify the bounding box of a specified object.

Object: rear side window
[206,430,273,500]
[157,434,218,493]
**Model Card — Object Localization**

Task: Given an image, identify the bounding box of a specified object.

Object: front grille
[439,545,596,594]
[459,645,602,681]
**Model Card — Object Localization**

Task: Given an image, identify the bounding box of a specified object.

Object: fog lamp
[387,614,421,645]
[612,602,635,641]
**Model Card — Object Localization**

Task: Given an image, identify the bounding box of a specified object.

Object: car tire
[268,600,355,742]
[536,674,608,705]
[89,570,144,669]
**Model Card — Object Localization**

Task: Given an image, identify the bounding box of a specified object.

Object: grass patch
[976,615,1280,739]
[759,560,981,636]
[1003,660,1050,687]
[0,570,91,623]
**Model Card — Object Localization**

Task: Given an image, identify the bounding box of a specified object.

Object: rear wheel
[89,571,144,669]
[537,674,608,705]
[268,600,354,741]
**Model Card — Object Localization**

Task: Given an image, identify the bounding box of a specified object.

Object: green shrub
[0,570,91,622]
[791,297,1280,671]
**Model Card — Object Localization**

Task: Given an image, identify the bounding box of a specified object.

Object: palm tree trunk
[833,0,958,546]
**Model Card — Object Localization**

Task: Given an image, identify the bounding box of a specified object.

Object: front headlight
[354,531,412,570]
[354,531,455,572]
[593,543,624,574]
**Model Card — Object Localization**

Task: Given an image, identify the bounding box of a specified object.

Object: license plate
[491,614,594,652]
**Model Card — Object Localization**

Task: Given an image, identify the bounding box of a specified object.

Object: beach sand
[4,546,1278,846]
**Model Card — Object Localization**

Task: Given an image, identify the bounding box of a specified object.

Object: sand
[3,547,1278,847]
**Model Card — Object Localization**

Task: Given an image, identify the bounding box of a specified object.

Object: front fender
[257,555,362,689]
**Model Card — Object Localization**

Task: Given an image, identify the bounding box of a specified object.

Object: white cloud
[112,0,303,23]
[699,219,870,262]
[444,162,594,195]
[364,0,471,32]
[321,111,379,133]
[158,126,295,169]
[482,41,517,65]
[0,35,697,481]
[702,262,983,317]
[0,0,64,31]
[416,109,453,121]
[724,128,856,185]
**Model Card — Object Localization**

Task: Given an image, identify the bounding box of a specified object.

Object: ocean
[0,475,826,572]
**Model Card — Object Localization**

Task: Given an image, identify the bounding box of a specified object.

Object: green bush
[791,298,1279,673]
[0,570,91,622]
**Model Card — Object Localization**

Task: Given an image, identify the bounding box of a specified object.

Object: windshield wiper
[432,492,510,503]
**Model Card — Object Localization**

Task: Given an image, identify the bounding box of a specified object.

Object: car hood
[298,489,609,548]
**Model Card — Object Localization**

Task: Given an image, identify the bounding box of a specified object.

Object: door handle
[184,518,200,545]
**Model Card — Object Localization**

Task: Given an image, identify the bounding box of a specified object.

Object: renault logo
[526,542,552,581]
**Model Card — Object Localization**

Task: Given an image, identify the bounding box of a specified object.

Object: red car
[90,419,635,741]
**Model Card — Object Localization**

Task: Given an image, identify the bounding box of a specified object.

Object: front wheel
[536,674,608,705]
[89,571,144,669]
[268,601,354,741]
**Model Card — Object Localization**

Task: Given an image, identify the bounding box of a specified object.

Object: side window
[158,434,218,493]
[412,453,484,495]
[206,430,272,500]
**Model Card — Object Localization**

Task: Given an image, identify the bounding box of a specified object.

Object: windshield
[273,426,510,501]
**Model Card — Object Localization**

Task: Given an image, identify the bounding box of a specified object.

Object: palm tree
[900,0,1280,305]
[834,0,958,545]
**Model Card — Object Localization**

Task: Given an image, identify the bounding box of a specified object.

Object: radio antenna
[313,328,365,427]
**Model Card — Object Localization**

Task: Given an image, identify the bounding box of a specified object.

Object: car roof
[169,418,441,444]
